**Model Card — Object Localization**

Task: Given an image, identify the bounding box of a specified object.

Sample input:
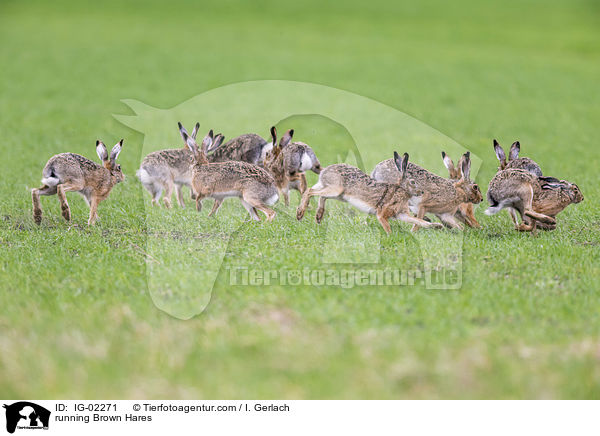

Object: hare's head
[178,122,223,164]
[393,151,423,197]
[540,177,584,204]
[493,139,521,170]
[568,183,584,203]
[269,127,293,157]
[455,152,482,204]
[96,139,124,183]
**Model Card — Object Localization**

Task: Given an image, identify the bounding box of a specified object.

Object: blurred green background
[0,0,599,398]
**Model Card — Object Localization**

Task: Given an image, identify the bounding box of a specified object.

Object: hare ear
[493,139,506,163]
[270,126,277,146]
[393,151,408,179]
[279,129,294,148]
[209,133,224,152]
[96,140,108,162]
[441,151,455,171]
[509,141,520,160]
[201,130,214,153]
[461,152,471,180]
[191,122,200,140]
[178,122,190,142]
[178,122,198,153]
[110,139,123,163]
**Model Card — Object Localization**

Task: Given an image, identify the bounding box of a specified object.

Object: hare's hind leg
[32,184,57,224]
[400,213,443,231]
[240,199,261,221]
[315,197,327,224]
[438,213,464,230]
[242,193,276,222]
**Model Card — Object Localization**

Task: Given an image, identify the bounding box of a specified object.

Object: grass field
[1,0,599,399]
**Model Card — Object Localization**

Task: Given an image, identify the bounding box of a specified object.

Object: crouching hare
[372,151,482,230]
[296,152,443,234]
[263,127,322,206]
[179,123,279,221]
[32,140,124,226]
[486,169,583,231]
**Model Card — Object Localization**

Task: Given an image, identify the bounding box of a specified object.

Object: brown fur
[179,123,279,221]
[486,169,583,231]
[32,140,124,226]
[296,154,444,234]
[371,153,482,231]
[263,128,321,206]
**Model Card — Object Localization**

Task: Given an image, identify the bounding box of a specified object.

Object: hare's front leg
[298,173,307,194]
[163,181,174,209]
[208,199,222,217]
[175,184,186,208]
[376,211,393,234]
[88,197,100,226]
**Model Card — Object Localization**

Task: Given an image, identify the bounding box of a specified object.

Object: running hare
[209,126,277,166]
[179,123,279,221]
[137,122,224,208]
[486,169,583,231]
[32,140,125,226]
[372,152,482,230]
[263,127,322,206]
[296,152,443,234]
[493,139,542,176]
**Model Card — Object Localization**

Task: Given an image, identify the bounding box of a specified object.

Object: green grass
[1,0,599,398]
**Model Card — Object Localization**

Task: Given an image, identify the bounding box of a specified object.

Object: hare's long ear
[208,133,224,152]
[461,151,471,180]
[191,122,200,140]
[393,151,409,179]
[279,129,294,148]
[201,130,214,154]
[110,139,123,165]
[178,122,198,154]
[441,151,455,172]
[508,141,520,161]
[96,140,109,162]
[270,126,277,146]
[493,139,506,164]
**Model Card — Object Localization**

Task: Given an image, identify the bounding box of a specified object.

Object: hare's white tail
[41,176,60,186]
[485,197,520,215]
[136,167,155,186]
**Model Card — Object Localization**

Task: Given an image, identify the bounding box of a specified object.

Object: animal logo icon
[3,402,50,434]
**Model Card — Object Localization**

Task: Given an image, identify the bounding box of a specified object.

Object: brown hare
[486,169,583,231]
[209,126,277,166]
[263,128,322,206]
[296,152,443,234]
[493,139,542,176]
[137,122,225,208]
[179,123,279,221]
[372,152,482,230]
[441,152,480,228]
[32,140,125,226]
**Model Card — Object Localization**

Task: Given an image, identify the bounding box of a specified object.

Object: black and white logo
[3,402,50,434]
